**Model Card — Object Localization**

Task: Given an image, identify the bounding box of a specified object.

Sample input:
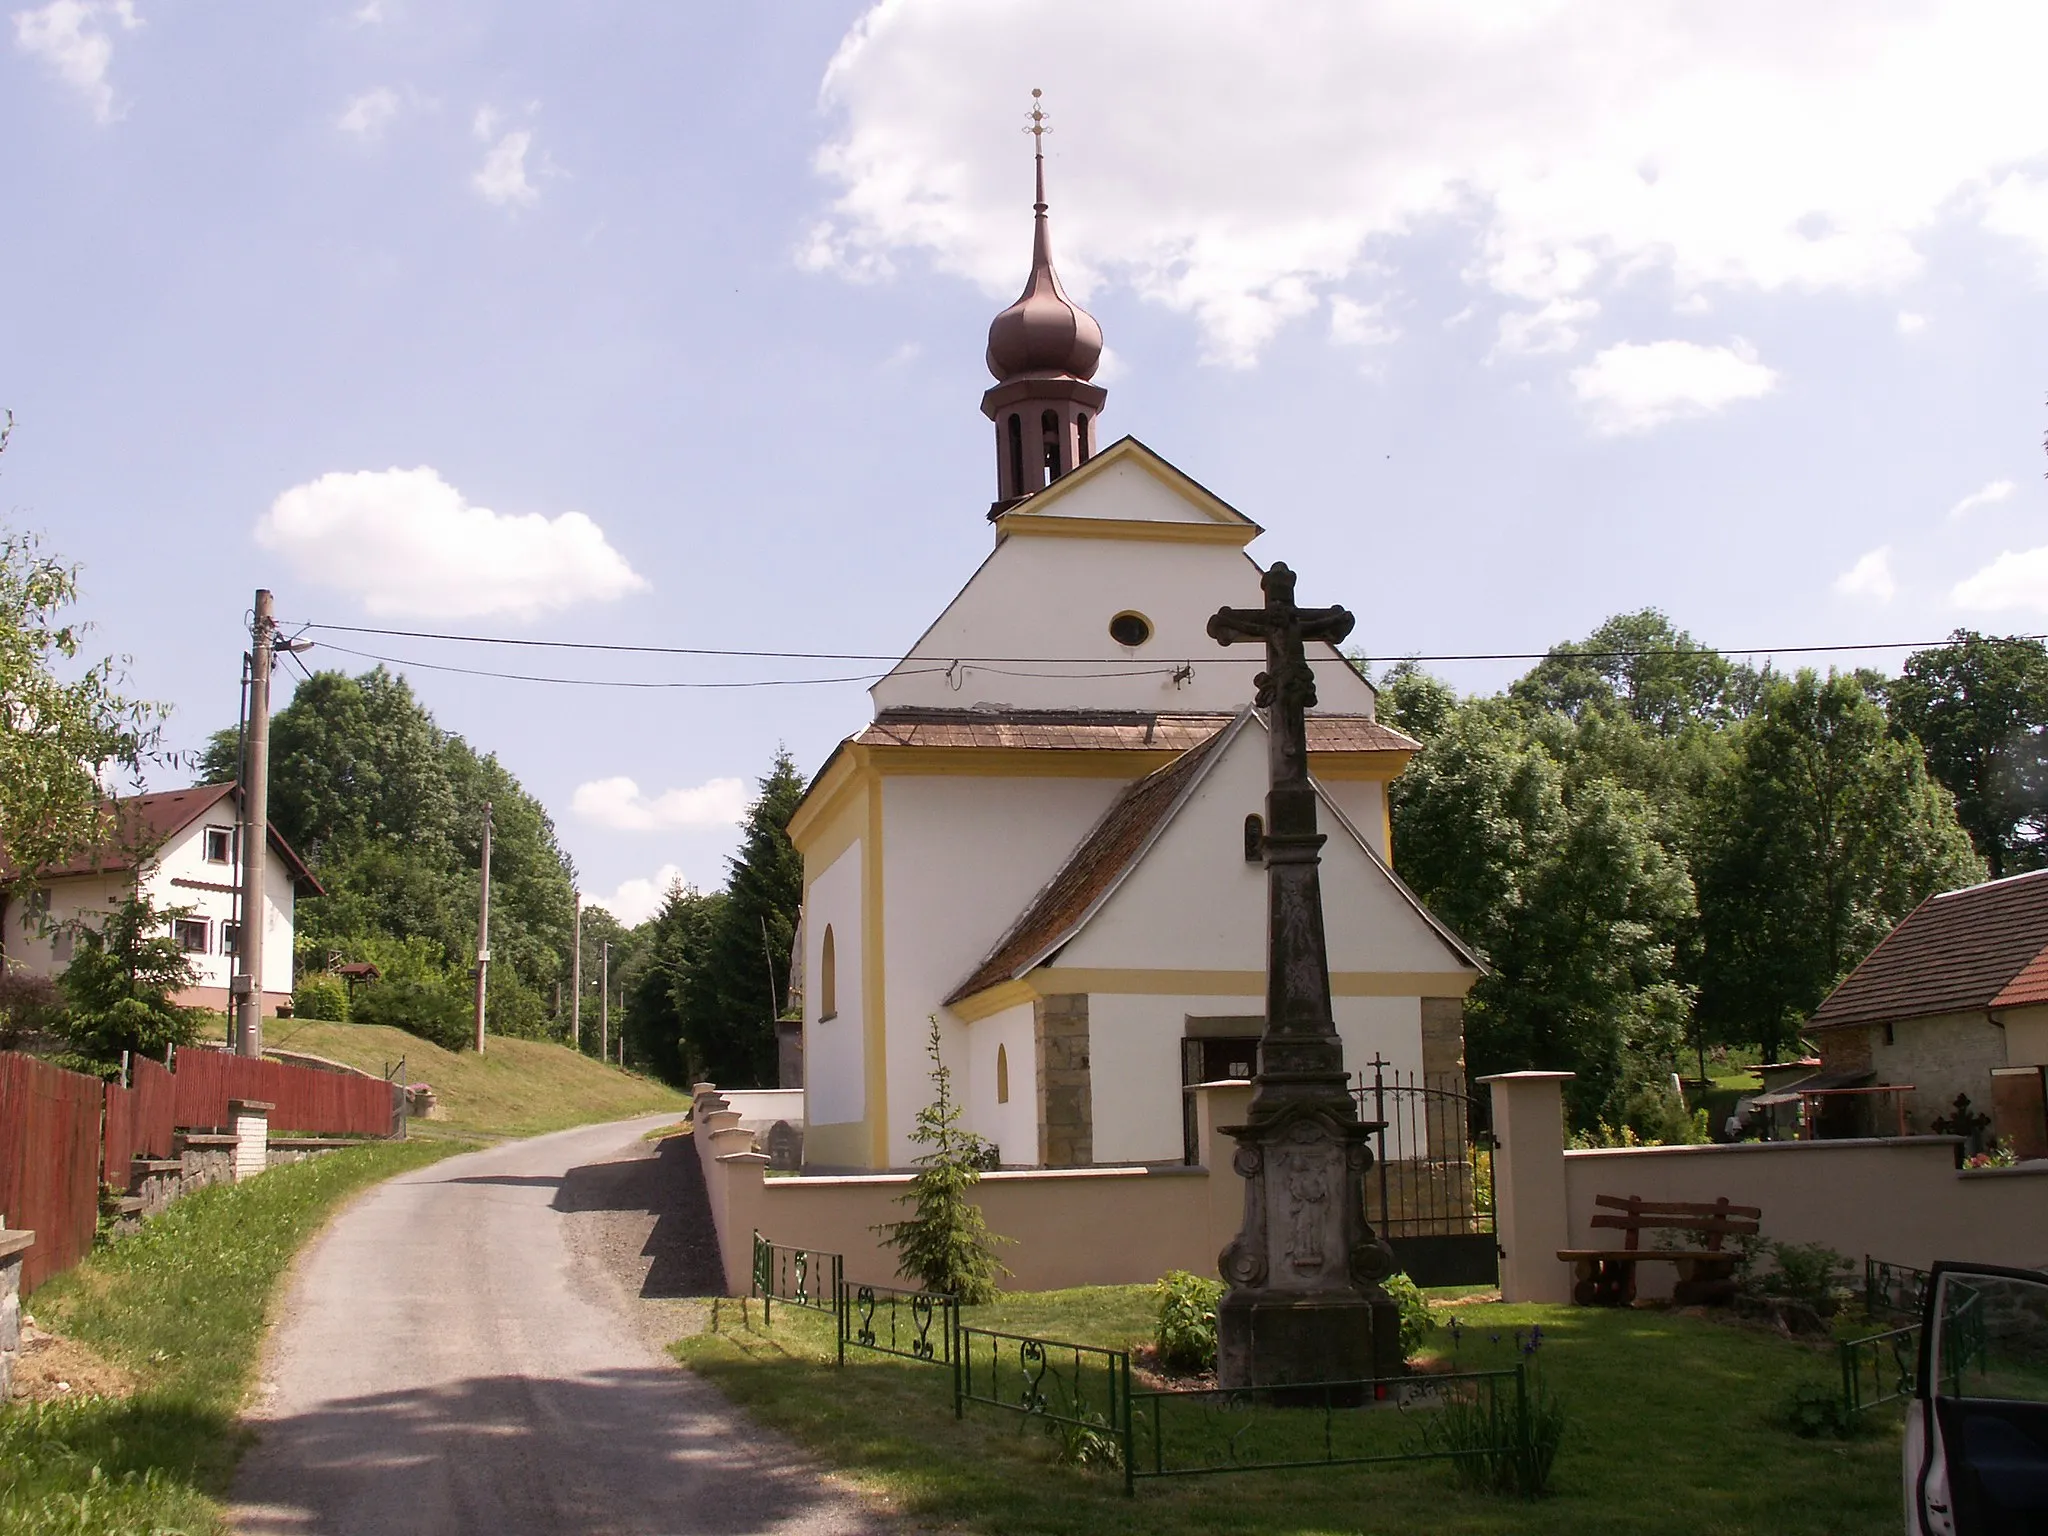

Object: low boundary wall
[691,1083,1249,1295]
[1484,1071,2048,1304]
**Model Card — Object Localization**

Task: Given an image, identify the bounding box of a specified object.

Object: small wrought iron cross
[1208,562,1355,786]
[1024,87,1050,142]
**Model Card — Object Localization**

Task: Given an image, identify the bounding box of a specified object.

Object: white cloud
[1569,338,1777,435]
[1953,548,2048,615]
[13,0,141,123]
[1834,546,1897,603]
[349,0,383,24]
[336,86,399,143]
[255,466,646,619]
[807,3,2048,365]
[1490,297,1597,360]
[1329,295,1398,349]
[474,127,538,207]
[571,776,750,833]
[1947,478,2014,521]
[585,864,687,927]
[1983,173,2048,277]
[1896,310,1928,335]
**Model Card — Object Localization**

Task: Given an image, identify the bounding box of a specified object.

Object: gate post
[1478,1072,1573,1304]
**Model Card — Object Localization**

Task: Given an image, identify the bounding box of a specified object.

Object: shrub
[291,973,348,1023]
[1760,1242,1856,1318]
[1783,1381,1856,1440]
[1153,1269,1224,1373]
[0,969,64,1049]
[875,1019,1010,1302]
[1384,1271,1435,1359]
[351,975,471,1051]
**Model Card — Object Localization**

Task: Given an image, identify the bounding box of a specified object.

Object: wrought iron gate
[1352,1059,1497,1288]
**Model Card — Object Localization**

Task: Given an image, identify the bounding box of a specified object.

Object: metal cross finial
[1024,87,1050,143]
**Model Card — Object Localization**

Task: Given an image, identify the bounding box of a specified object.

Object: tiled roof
[856,708,1418,754]
[6,784,322,894]
[944,720,1242,1005]
[1808,868,2048,1030]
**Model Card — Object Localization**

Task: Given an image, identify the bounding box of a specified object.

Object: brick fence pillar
[230,1099,273,1183]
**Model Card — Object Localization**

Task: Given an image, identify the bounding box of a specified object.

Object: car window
[1935,1272,2048,1403]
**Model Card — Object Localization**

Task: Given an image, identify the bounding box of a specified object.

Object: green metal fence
[839,1280,959,1368]
[750,1232,843,1326]
[1840,1323,1919,1415]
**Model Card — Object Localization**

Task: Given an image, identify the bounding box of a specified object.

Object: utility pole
[570,895,583,1051]
[600,939,610,1062]
[473,802,493,1054]
[233,590,275,1058]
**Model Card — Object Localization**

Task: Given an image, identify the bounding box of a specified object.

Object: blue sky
[6,1,2047,921]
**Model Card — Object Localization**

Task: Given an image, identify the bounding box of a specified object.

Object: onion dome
[985,104,1102,382]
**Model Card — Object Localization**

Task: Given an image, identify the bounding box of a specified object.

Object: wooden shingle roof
[1808,869,2048,1030]
[857,708,1417,754]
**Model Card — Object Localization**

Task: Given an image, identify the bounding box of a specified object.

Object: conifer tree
[876,1018,1009,1302]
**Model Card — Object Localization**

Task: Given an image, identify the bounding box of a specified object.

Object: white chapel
[787,131,1480,1172]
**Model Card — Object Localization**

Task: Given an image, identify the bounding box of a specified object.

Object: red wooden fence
[170,1048,397,1136]
[0,1054,104,1293]
[0,1046,398,1295]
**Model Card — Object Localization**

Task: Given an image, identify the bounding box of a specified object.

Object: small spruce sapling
[875,1018,1011,1302]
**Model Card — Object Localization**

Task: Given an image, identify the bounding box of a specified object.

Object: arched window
[819,924,837,1021]
[1041,408,1063,482]
[1075,412,1091,464]
[996,1042,1009,1104]
[1006,414,1024,496]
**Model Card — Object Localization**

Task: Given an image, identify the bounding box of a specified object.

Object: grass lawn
[2,1137,463,1535]
[677,1287,1903,1536]
[256,1017,689,1139]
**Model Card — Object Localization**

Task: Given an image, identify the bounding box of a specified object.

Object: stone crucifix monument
[1208,561,1402,1391]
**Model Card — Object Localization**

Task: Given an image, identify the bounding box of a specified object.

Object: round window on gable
[1108,611,1153,648]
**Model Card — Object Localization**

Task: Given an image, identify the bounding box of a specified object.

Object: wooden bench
[1558,1195,1762,1307]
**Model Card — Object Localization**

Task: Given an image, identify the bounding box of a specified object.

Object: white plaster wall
[1053,726,1468,979]
[1322,780,1389,861]
[803,842,865,1127]
[143,816,296,996]
[965,1001,1037,1166]
[881,772,1127,1165]
[4,872,126,978]
[870,531,1376,717]
[1087,993,1427,1166]
[2006,1005,2048,1068]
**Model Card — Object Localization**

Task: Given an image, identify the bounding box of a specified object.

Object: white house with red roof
[784,145,1481,1172]
[2,783,320,1016]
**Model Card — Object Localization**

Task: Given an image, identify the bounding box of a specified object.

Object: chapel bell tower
[984,91,1107,515]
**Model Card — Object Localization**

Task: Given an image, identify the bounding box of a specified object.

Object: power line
[297,619,2048,672]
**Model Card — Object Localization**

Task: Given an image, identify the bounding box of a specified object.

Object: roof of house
[855,708,1418,755]
[1808,867,2048,1030]
[7,783,322,895]
[943,716,1246,1005]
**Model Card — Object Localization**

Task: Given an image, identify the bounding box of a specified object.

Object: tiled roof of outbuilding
[1808,868,2048,1030]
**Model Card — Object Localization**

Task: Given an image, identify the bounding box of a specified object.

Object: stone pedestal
[0,1229,32,1402]
[1217,1102,1400,1391]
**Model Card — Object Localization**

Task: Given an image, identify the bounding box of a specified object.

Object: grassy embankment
[2,1139,461,1535]
[678,1287,1901,1536]
[259,1016,689,1138]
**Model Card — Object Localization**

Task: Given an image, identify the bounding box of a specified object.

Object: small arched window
[1006,414,1024,496]
[1075,411,1091,464]
[996,1042,1009,1104]
[1041,408,1063,482]
[819,924,837,1021]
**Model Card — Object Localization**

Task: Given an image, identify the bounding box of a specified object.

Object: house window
[996,1043,1009,1104]
[51,926,73,963]
[173,918,210,954]
[203,826,234,864]
[819,925,837,1022]
[222,921,241,957]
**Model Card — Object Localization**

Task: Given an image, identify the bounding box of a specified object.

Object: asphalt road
[231,1116,880,1536]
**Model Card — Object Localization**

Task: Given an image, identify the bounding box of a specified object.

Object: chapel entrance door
[1180,1035,1261,1165]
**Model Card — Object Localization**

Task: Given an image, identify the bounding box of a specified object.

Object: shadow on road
[236,1367,861,1536]
[553,1132,726,1299]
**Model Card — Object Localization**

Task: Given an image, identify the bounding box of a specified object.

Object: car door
[1906,1262,2048,1535]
